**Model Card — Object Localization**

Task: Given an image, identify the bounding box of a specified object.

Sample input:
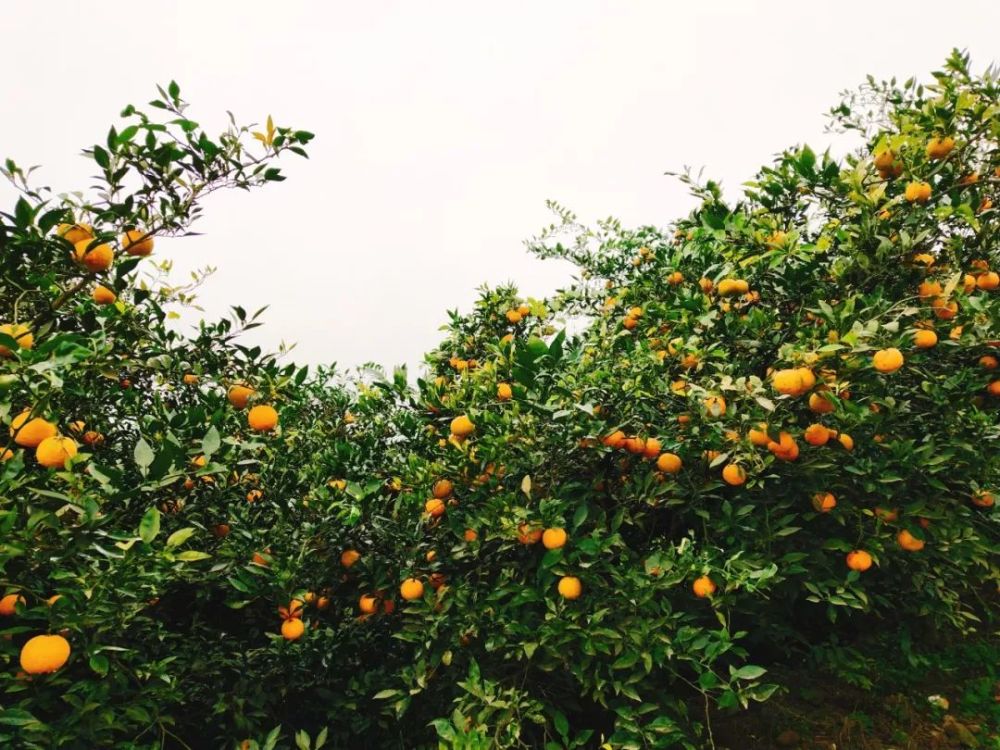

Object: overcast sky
[3,2,998,374]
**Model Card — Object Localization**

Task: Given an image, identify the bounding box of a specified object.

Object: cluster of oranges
[0,592,72,674]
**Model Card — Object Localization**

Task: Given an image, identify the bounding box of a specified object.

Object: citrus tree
[1,53,998,749]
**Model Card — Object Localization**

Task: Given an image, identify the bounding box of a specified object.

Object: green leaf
[166,527,196,548]
[139,507,161,543]
[733,664,767,680]
[176,550,211,562]
[134,438,154,471]
[0,709,42,727]
[89,653,110,676]
[201,426,221,458]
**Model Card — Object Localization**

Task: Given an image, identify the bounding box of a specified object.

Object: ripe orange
[506,309,523,324]
[463,528,478,542]
[988,381,1000,397]
[656,452,682,474]
[56,222,93,244]
[246,489,263,503]
[517,304,531,316]
[703,395,726,417]
[542,528,567,550]
[121,229,154,257]
[667,271,684,285]
[748,423,770,446]
[692,576,716,598]
[772,368,806,396]
[247,405,278,432]
[918,280,942,300]
[717,279,749,297]
[925,136,955,160]
[803,423,831,446]
[251,550,271,567]
[36,436,79,468]
[19,634,70,674]
[721,464,747,486]
[517,523,543,544]
[913,329,937,349]
[0,593,26,616]
[182,373,199,385]
[400,578,424,601]
[72,240,114,272]
[971,491,994,508]
[450,415,475,438]
[497,382,513,401]
[932,298,958,319]
[0,323,33,356]
[767,432,800,461]
[812,492,836,513]
[557,576,582,600]
[873,149,900,177]
[977,271,999,291]
[623,436,646,455]
[699,277,714,293]
[359,595,378,614]
[873,348,904,373]
[837,433,854,451]
[91,285,117,305]
[979,355,999,370]
[341,549,360,567]
[808,391,835,414]
[643,438,662,458]
[9,411,57,448]
[874,507,899,522]
[227,384,254,409]
[281,618,305,641]
[963,274,977,293]
[432,479,453,498]
[425,498,446,517]
[904,181,932,203]
[897,529,925,551]
[601,430,626,449]
[845,550,873,572]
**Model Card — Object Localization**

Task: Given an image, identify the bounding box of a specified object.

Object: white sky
[3,1,999,374]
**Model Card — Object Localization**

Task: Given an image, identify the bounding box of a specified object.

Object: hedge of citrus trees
[1,53,998,749]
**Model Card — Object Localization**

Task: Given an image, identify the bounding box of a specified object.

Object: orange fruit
[913,329,937,349]
[748,423,770,446]
[400,578,424,601]
[517,523,543,545]
[182,373,199,385]
[56,222,93,244]
[0,593,26,616]
[717,279,749,296]
[803,423,831,446]
[918,280,942,300]
[0,323,33,356]
[699,277,714,293]
[837,433,854,451]
[212,523,231,538]
[557,576,582,600]
[703,396,726,417]
[932,298,958,319]
[35,436,79,468]
[227,384,254,409]
[19,634,70,674]
[767,432,800,461]
[811,492,836,513]
[988,381,1000,397]
[845,550,873,572]
[72,240,114,272]
[506,309,522,324]
[341,549,360,568]
[281,618,305,641]
[517,304,531,316]
[873,348,904,373]
[721,464,746,486]
[925,136,955,160]
[432,479,453,498]
[316,596,330,610]
[772,368,806,396]
[971,490,994,508]
[808,391,835,414]
[497,382,513,401]
[874,507,899,522]
[873,149,900,177]
[642,438,662,458]
[692,575,716,598]
[904,181,932,203]
[247,405,278,432]
[897,529,925,551]
[601,430,626,449]
[623,315,638,330]
[91,285,117,305]
[9,411,57,448]
[121,229,154,257]
[542,528,567,550]
[623,436,646,455]
[425,498,446,517]
[246,489,263,503]
[450,415,475,438]
[463,528,478,542]
[252,550,271,567]
[359,595,378,614]
[979,355,998,370]
[976,271,999,291]
[656,452,682,474]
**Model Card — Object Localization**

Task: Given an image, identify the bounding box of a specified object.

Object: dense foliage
[0,53,997,749]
